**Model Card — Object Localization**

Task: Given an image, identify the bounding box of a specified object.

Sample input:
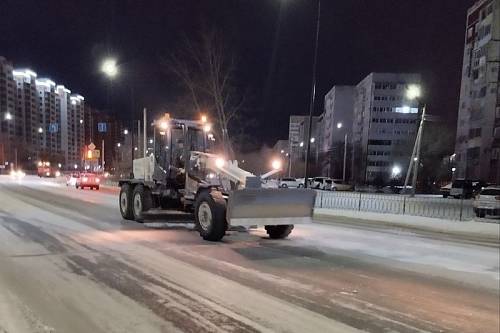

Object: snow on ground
[5,175,499,290]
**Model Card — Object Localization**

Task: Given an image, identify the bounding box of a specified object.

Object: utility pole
[304,0,321,188]
[404,104,426,197]
[101,139,105,172]
[143,108,147,159]
[137,120,141,157]
[342,133,348,182]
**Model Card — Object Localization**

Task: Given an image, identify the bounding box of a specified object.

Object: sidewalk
[314,208,500,245]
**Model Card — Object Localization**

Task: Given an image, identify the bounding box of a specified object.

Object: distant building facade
[351,73,421,184]
[0,57,15,166]
[454,0,500,183]
[288,115,321,177]
[0,55,88,170]
[320,86,354,179]
[13,69,40,162]
[84,105,124,171]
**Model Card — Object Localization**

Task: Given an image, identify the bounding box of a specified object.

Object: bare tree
[164,27,245,159]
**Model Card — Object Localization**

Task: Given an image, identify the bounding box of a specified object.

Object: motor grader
[118,114,316,241]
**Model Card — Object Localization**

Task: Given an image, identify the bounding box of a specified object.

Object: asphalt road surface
[0,176,498,333]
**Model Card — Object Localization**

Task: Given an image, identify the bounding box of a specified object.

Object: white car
[473,186,500,218]
[331,179,353,191]
[279,177,299,188]
[311,177,332,190]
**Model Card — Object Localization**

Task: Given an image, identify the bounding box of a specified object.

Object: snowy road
[0,176,498,333]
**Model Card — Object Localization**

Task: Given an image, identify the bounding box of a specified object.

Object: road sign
[85,149,100,160]
[98,122,107,133]
[49,123,58,133]
[88,142,96,151]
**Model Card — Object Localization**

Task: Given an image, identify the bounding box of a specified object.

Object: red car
[75,172,101,190]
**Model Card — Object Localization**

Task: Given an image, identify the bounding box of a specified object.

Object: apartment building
[320,86,354,178]
[351,73,421,183]
[0,57,15,166]
[454,0,500,183]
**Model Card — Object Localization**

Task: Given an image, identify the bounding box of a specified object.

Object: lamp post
[100,57,138,175]
[304,0,321,188]
[402,84,425,197]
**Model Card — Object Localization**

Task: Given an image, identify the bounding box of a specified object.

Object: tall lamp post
[403,84,425,197]
[101,57,137,175]
[304,0,321,188]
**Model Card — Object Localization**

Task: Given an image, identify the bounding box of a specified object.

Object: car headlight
[55,171,61,177]
[215,158,225,168]
[46,172,50,176]
[96,178,100,183]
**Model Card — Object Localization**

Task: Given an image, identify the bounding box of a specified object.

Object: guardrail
[315,191,474,221]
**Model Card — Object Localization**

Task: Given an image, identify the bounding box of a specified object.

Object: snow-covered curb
[314,208,500,243]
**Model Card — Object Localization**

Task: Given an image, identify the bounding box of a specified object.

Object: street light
[117,143,121,147]
[123,129,129,135]
[310,137,315,143]
[392,165,402,178]
[406,84,421,100]
[38,127,43,133]
[299,141,304,147]
[159,121,168,130]
[101,58,118,78]
[4,112,12,120]
[336,122,342,129]
[79,119,83,124]
[271,159,282,170]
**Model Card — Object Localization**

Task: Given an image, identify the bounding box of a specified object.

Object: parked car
[449,179,475,199]
[473,186,500,218]
[311,177,332,190]
[296,178,305,188]
[440,182,452,198]
[331,179,353,191]
[75,172,101,190]
[279,177,299,188]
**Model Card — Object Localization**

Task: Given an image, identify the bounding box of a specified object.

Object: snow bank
[314,208,500,243]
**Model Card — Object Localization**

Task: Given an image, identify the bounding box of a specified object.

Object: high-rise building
[0,57,15,166]
[1,56,90,169]
[56,85,72,165]
[13,68,39,161]
[454,0,500,183]
[68,95,85,167]
[320,86,355,178]
[36,78,60,157]
[351,73,421,184]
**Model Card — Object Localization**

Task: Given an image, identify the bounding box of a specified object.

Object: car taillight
[96,178,100,183]
[82,177,88,182]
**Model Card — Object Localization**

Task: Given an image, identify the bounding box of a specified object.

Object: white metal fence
[315,191,474,221]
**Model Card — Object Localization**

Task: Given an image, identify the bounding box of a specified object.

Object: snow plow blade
[227,188,316,226]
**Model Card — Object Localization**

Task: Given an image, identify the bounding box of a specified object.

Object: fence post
[402,196,406,215]
[358,192,362,211]
[459,195,464,221]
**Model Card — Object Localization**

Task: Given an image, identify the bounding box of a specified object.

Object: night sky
[0,0,475,146]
